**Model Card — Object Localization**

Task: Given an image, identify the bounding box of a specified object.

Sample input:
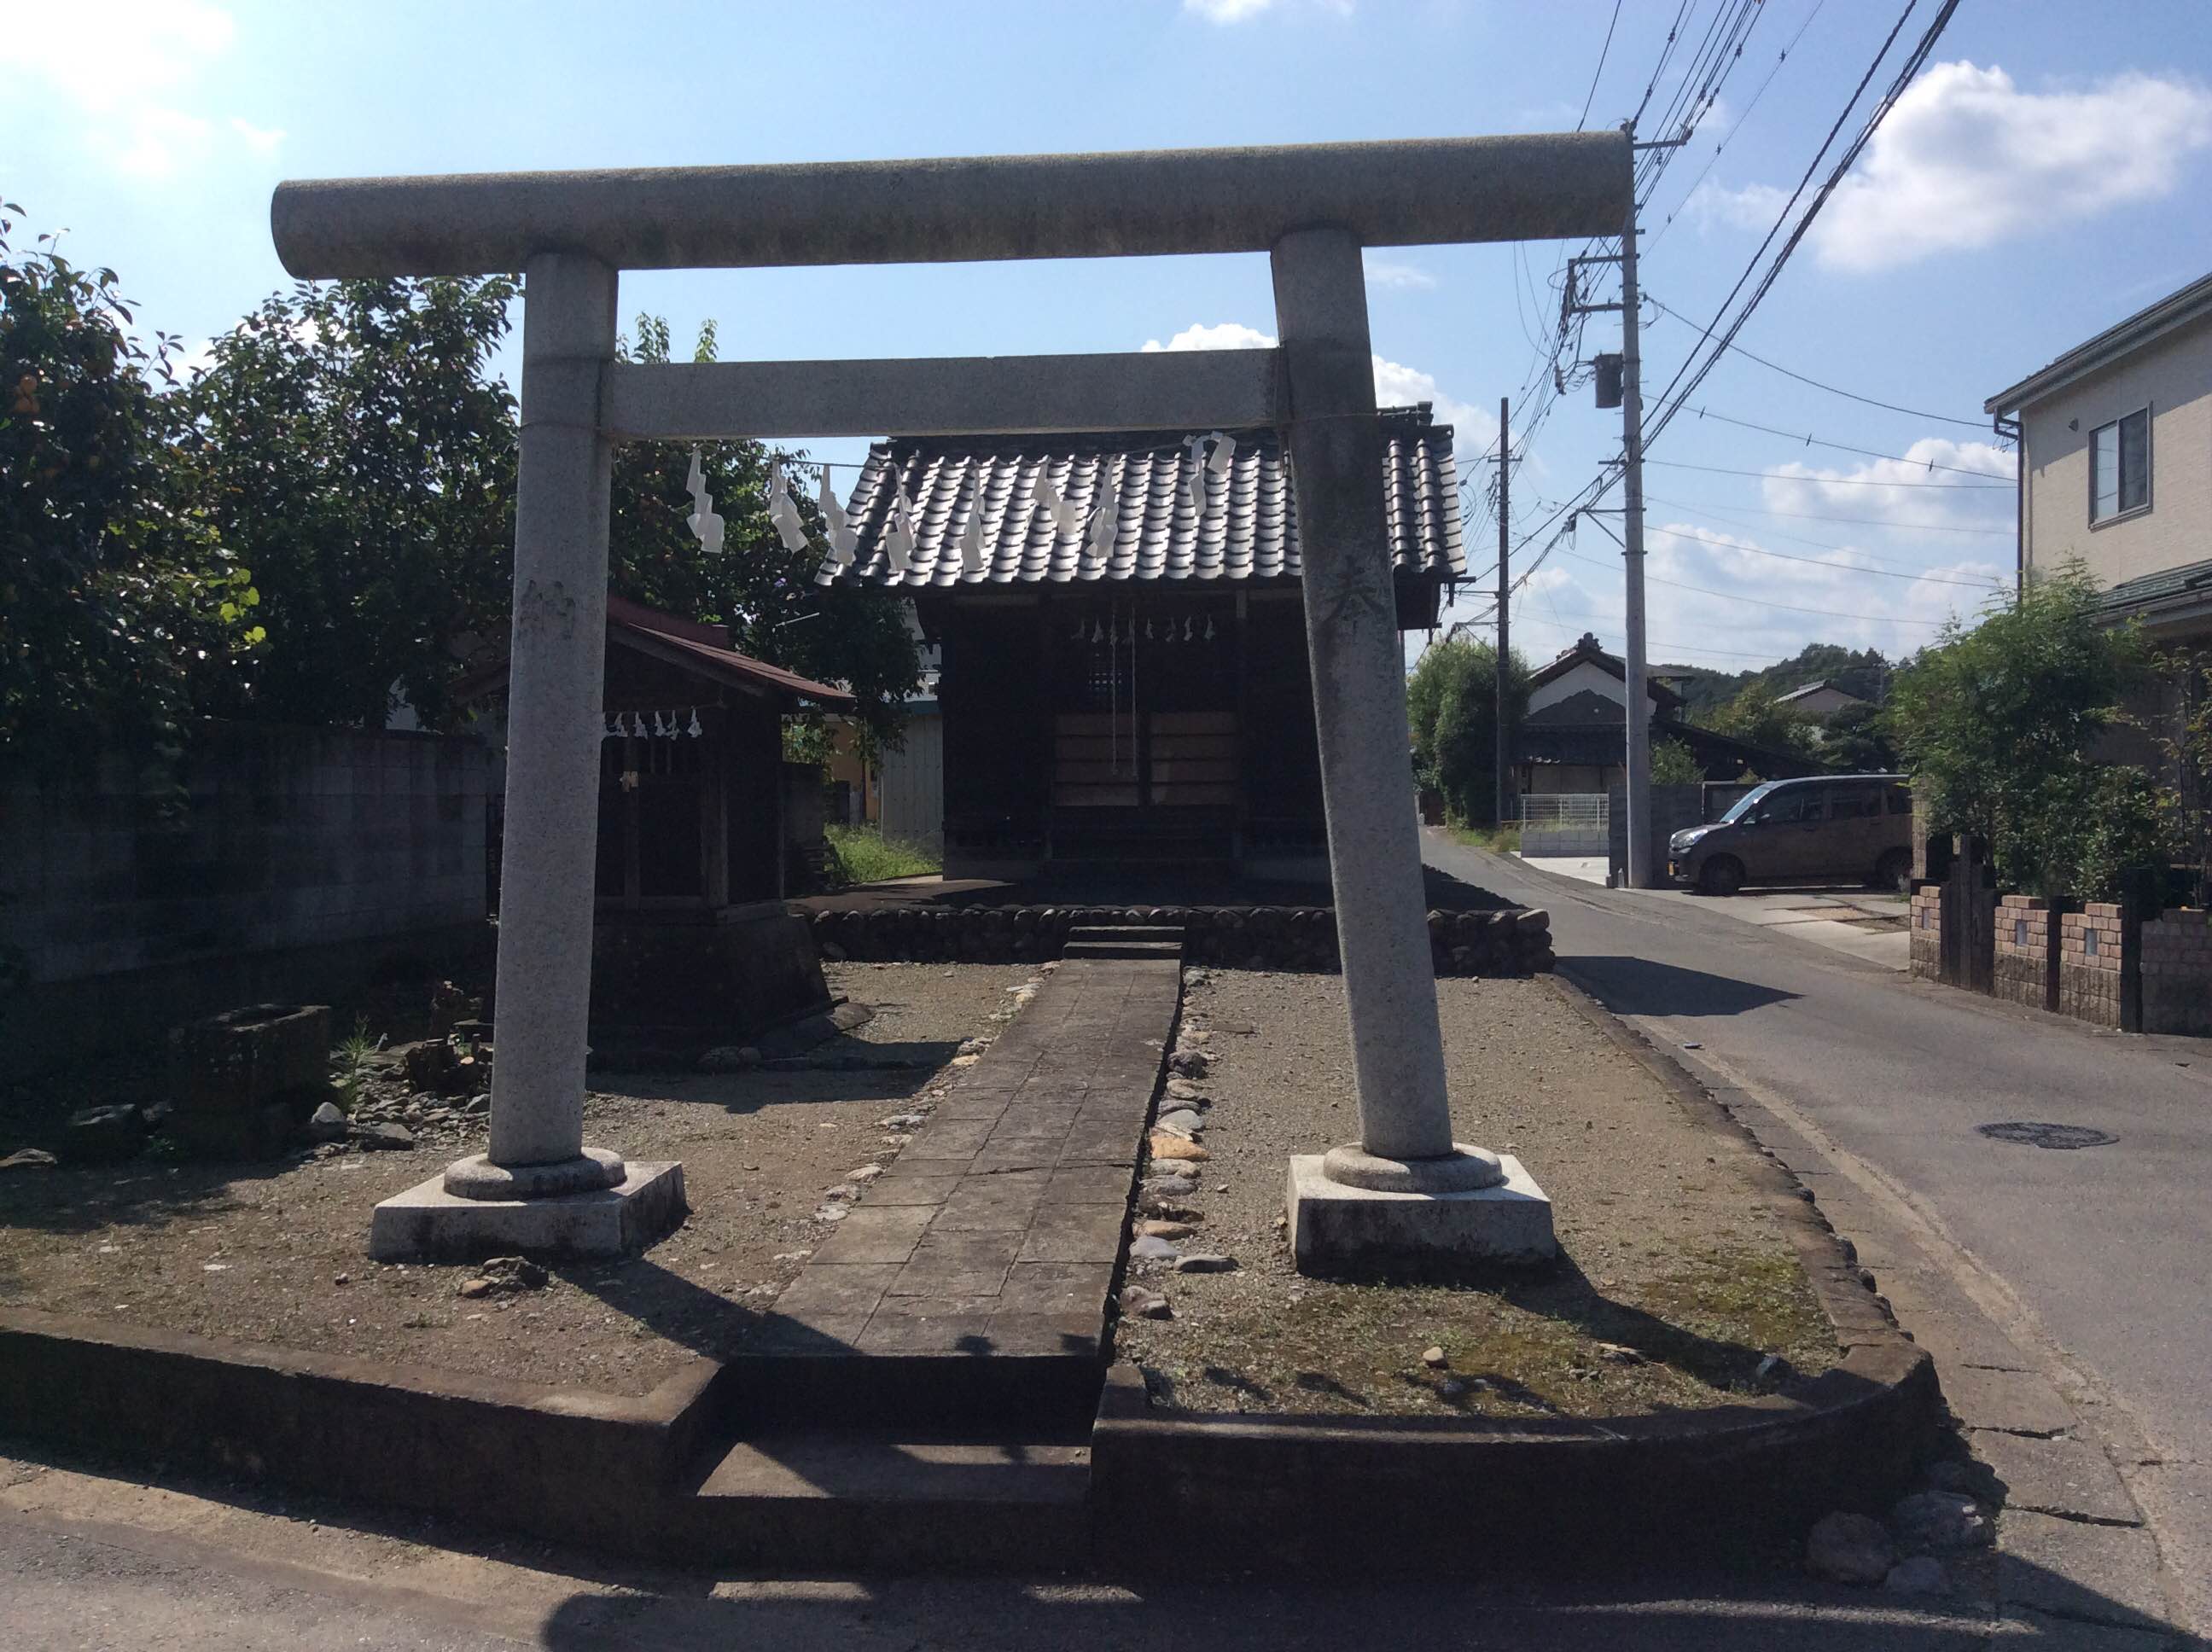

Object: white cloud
[2,1,262,181]
[1683,179,1789,235]
[1182,0,1353,21]
[1140,320,1498,451]
[2,0,233,113]
[114,108,215,180]
[1813,61,2212,271]
[230,116,286,156]
[1185,0,1278,20]
[1364,256,1439,291]
[1761,437,2015,536]
[1142,321,1277,353]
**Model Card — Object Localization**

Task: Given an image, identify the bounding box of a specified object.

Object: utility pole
[1494,396,1511,829]
[1619,127,1653,889]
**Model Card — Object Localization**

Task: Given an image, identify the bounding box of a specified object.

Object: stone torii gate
[281,133,1633,1266]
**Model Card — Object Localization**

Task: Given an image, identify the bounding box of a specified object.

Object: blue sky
[9,0,2212,674]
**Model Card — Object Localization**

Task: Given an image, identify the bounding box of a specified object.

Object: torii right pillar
[1272,225,1555,1273]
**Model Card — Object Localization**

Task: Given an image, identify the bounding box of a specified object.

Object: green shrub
[825,825,940,885]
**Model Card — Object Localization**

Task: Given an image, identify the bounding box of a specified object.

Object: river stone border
[809,903,1554,976]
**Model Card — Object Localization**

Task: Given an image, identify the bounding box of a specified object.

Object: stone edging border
[1085,971,1939,1576]
[807,903,1555,977]
[0,1307,725,1554]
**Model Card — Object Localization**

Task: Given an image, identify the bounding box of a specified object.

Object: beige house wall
[2020,311,2212,593]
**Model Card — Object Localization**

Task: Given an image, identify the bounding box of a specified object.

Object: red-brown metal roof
[606,595,853,708]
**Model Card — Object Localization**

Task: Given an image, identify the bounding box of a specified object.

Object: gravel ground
[0,962,1036,1396]
[1115,968,1836,1418]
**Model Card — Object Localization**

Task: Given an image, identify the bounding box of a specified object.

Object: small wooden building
[817,404,1464,879]
[468,595,853,1043]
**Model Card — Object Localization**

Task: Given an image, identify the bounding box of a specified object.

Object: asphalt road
[1427,829,2212,1623]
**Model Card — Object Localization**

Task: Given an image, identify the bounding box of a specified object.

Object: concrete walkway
[740,957,1177,1382]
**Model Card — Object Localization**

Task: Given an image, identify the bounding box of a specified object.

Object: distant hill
[1659,643,1895,721]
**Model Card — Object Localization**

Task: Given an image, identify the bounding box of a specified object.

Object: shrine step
[672,1428,1091,1570]
[1062,936,1185,960]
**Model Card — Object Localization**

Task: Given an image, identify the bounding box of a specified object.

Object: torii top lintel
[271,131,1630,281]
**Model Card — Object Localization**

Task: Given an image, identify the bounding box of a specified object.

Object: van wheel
[1874,848,1912,894]
[1699,856,1744,897]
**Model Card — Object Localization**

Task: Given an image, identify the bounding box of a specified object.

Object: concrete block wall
[1908,884,1942,979]
[0,722,488,987]
[1992,894,2055,1013]
[2058,903,2124,1028]
[2141,908,2212,1036]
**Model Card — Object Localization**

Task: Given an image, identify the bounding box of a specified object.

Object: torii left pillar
[370,253,686,1261]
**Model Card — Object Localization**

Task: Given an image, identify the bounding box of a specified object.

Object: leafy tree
[177,276,519,729]
[1888,566,2165,898]
[2148,649,2212,905]
[1650,738,1706,786]
[1820,700,1900,774]
[607,316,920,744]
[1703,682,1818,758]
[1,205,256,775]
[1406,636,1528,823]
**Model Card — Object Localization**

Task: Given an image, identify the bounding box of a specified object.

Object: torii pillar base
[370,1155,686,1264]
[1286,1146,1553,1276]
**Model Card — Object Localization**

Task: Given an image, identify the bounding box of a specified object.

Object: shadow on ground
[1564,957,1800,1020]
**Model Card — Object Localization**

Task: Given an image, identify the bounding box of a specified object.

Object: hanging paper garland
[818,466,857,564]
[1086,474,1121,562]
[765,461,810,553]
[960,497,986,573]
[684,449,726,556]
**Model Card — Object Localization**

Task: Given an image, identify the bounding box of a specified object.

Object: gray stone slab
[1946,1364,2079,1437]
[997,1262,1113,1315]
[1016,1203,1129,1265]
[772,1264,901,1319]
[1998,1510,2176,1632]
[853,1174,962,1207]
[366,1160,684,1262]
[808,1204,937,1265]
[1973,1429,2141,1525]
[855,1308,998,1354]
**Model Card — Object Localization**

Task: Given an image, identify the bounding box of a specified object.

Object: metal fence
[1519,793,1609,857]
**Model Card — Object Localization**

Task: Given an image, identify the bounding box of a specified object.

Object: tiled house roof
[814,405,1462,590]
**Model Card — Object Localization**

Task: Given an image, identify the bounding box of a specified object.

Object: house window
[2090,408,2150,523]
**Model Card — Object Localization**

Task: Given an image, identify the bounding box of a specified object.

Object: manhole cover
[1976,1122,2117,1150]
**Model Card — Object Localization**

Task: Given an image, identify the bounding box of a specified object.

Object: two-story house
[1986,272,2212,647]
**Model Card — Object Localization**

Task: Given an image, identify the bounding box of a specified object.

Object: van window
[1887,787,1913,815]
[1755,791,1812,824]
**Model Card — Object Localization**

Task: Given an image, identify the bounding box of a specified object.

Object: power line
[1642,522,2004,589]
[1557,539,1959,625]
[1644,0,1965,449]
[1656,495,2009,535]
[1646,295,1988,428]
[1643,490,2007,567]
[1577,0,1627,130]
[1644,458,2008,489]
[1678,404,2006,478]
[1649,0,1829,248]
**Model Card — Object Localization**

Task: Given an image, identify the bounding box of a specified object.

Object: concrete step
[675,1429,1091,1570]
[1062,939,1185,960]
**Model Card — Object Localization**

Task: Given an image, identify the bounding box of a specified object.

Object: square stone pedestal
[370,1161,686,1262]
[1287,1153,1553,1273]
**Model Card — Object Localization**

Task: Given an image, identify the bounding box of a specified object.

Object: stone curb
[806,902,1554,977]
[1087,971,1941,1579]
[0,1307,725,1556]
